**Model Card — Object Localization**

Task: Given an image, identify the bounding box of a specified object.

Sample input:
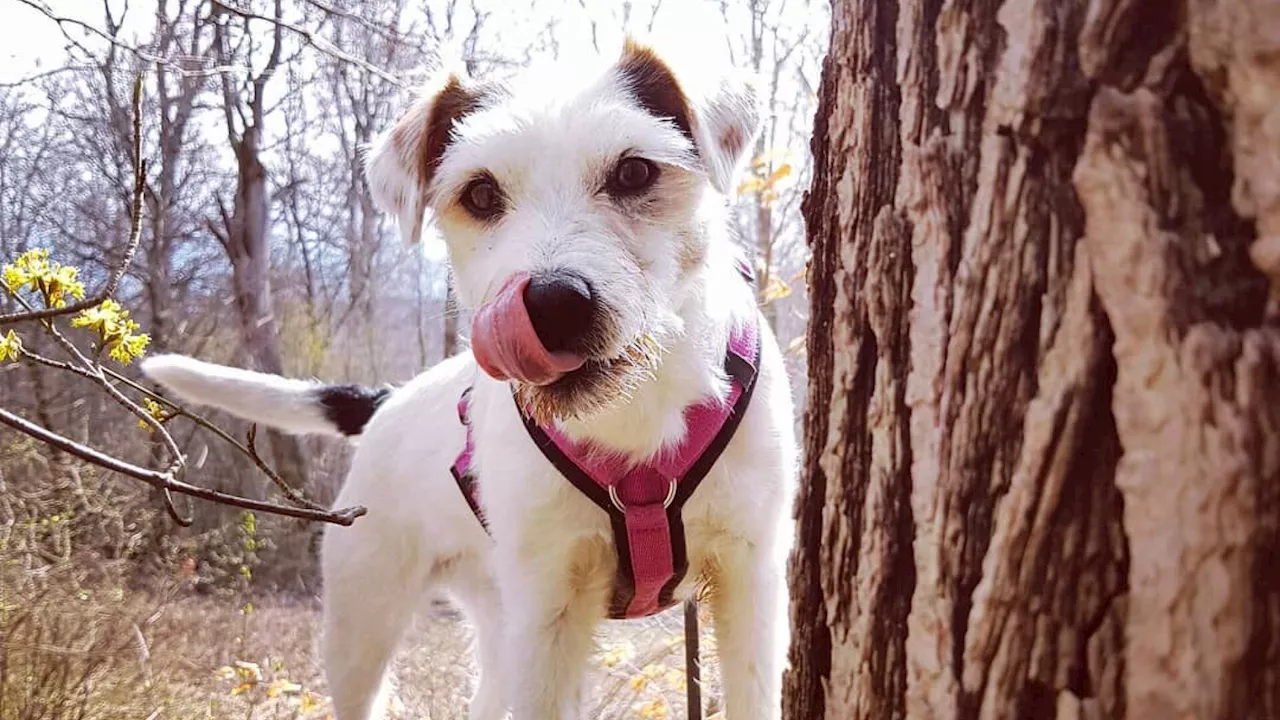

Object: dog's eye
[608,157,658,197]
[460,177,502,219]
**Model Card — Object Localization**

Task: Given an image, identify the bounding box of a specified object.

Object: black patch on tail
[316,385,393,436]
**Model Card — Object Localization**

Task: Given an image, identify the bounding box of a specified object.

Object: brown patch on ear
[719,124,746,163]
[617,39,696,145]
[393,75,490,196]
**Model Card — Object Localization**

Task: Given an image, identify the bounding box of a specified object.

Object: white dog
[142,37,798,720]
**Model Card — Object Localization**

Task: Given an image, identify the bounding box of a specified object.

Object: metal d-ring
[608,478,678,513]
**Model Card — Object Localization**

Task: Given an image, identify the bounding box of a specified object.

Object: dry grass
[0,447,722,719]
[1,582,724,720]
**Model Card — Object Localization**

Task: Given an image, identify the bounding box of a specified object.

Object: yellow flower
[632,698,670,719]
[71,299,124,333]
[1,249,85,307]
[2,249,49,295]
[138,397,167,431]
[3,263,31,295]
[107,330,149,364]
[266,679,301,698]
[43,264,85,307]
[299,690,325,713]
[214,666,237,682]
[0,330,21,362]
[598,641,634,669]
[71,299,150,364]
[233,660,262,682]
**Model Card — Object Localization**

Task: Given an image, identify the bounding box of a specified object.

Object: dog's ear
[614,38,761,195]
[364,70,488,244]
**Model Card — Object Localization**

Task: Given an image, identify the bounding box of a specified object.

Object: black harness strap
[655,332,761,609]
[450,387,489,532]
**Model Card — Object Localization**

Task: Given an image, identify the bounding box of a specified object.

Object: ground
[0,585,723,720]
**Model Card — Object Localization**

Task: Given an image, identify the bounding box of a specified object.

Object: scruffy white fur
[143,38,797,720]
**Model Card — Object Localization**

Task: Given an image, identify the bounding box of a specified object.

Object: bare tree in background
[208,0,310,490]
[2,0,825,596]
[717,0,825,403]
[738,0,808,331]
[784,0,1280,717]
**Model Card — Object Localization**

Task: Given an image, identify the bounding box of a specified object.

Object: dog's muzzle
[471,270,596,386]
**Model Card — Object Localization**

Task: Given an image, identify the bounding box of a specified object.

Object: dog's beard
[515,332,667,424]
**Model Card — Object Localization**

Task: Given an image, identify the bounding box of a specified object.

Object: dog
[142,37,798,720]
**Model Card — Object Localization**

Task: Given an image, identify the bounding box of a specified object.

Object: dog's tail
[140,354,391,438]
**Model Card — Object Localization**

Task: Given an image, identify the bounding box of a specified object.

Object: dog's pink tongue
[471,272,586,386]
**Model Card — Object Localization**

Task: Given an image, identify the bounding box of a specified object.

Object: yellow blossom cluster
[138,397,169,431]
[213,659,325,714]
[596,636,699,719]
[0,329,20,362]
[70,298,150,364]
[2,248,85,308]
[2,249,151,365]
[632,697,670,719]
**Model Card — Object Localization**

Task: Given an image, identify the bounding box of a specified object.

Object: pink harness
[451,262,761,620]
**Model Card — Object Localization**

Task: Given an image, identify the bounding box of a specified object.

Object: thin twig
[245,424,322,509]
[101,367,325,511]
[0,64,95,89]
[0,407,366,525]
[5,280,188,490]
[211,0,404,85]
[0,75,147,326]
[10,0,250,80]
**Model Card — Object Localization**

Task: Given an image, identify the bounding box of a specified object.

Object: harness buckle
[608,477,677,513]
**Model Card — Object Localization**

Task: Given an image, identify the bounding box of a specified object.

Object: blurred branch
[5,280,359,525]
[0,407,365,525]
[103,365,327,512]
[0,64,96,90]
[304,0,424,50]
[210,0,404,84]
[9,0,246,79]
[12,0,169,68]
[0,76,147,327]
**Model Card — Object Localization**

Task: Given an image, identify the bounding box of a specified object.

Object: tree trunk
[784,0,1280,718]
[227,128,310,494]
[443,276,460,359]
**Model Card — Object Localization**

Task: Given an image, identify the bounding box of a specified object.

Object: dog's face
[366,40,758,422]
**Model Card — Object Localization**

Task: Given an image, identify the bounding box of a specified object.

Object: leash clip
[608,478,677,513]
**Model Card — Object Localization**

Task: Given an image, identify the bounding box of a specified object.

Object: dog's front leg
[710,540,789,720]
[496,536,611,720]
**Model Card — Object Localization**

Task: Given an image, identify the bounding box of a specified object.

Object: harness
[450,260,759,718]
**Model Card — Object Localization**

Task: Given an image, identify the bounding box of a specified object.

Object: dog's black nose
[524,271,597,354]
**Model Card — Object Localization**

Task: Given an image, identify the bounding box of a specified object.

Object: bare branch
[210,0,404,85]
[12,0,168,68]
[0,75,147,326]
[10,0,247,79]
[0,64,96,90]
[0,407,366,526]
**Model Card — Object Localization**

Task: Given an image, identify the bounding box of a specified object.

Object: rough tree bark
[784,0,1280,718]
